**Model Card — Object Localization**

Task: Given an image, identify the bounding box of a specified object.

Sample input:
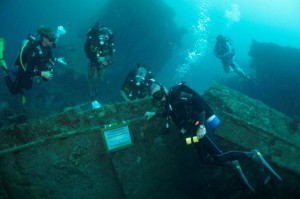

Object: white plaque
[103,125,133,152]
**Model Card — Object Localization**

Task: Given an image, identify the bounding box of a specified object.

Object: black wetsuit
[84,27,114,68]
[5,40,54,95]
[159,84,253,166]
[121,69,153,100]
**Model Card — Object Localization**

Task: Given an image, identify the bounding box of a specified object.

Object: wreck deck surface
[0,83,299,199]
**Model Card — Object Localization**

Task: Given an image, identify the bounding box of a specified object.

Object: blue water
[160,0,300,91]
[0,1,300,198]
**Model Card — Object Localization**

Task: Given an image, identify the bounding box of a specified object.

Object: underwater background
[0,0,300,127]
[1,1,300,198]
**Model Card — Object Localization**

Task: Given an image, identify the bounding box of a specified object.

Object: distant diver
[121,64,153,101]
[84,22,115,109]
[214,34,251,81]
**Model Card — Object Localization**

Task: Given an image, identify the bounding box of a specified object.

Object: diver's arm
[104,44,114,65]
[28,56,52,79]
[121,72,135,101]
[41,71,53,80]
[84,39,98,62]
[121,90,130,102]
[25,50,42,77]
[53,57,67,65]
[144,111,167,120]
[84,39,92,57]
[191,95,207,125]
[191,96,208,139]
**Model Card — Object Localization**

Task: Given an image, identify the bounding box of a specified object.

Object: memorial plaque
[102,124,133,152]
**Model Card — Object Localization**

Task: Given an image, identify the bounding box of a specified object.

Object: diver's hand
[102,60,108,66]
[98,56,111,66]
[97,56,105,63]
[196,125,206,139]
[41,71,53,80]
[56,57,67,65]
[105,55,112,64]
[144,111,155,120]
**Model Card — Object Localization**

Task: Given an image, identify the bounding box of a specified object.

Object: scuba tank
[15,34,36,71]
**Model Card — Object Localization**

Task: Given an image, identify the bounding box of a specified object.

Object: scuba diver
[121,64,153,101]
[214,34,250,81]
[0,26,67,107]
[144,81,282,193]
[84,22,115,109]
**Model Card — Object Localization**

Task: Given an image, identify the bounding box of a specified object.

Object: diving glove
[196,125,206,139]
[144,111,155,120]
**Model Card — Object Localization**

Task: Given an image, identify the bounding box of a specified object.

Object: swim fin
[252,150,282,182]
[0,37,4,60]
[0,59,8,73]
[232,160,255,193]
[21,95,27,107]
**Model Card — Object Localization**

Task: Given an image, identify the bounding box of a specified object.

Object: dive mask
[152,88,165,102]
[99,34,109,45]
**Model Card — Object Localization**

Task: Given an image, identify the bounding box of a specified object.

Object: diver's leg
[88,62,96,99]
[198,129,256,192]
[230,59,250,80]
[89,64,103,109]
[95,65,104,98]
[3,72,29,107]
[0,59,9,76]
[5,72,25,95]
[200,130,252,164]
[222,59,232,73]
[4,75,16,94]
[20,75,33,107]
[196,128,224,165]
[22,74,33,91]
[203,132,259,164]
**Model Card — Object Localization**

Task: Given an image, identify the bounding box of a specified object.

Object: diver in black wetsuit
[84,23,115,109]
[0,26,66,106]
[121,64,153,101]
[144,81,282,193]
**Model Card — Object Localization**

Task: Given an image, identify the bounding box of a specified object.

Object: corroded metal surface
[204,83,300,175]
[0,84,299,198]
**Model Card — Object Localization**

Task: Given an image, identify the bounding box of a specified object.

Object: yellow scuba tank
[17,35,36,71]
[19,40,29,71]
[0,37,4,60]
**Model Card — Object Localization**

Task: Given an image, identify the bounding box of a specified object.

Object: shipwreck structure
[248,40,300,117]
[0,83,299,199]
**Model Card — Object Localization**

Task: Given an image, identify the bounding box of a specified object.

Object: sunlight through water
[173,0,212,81]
